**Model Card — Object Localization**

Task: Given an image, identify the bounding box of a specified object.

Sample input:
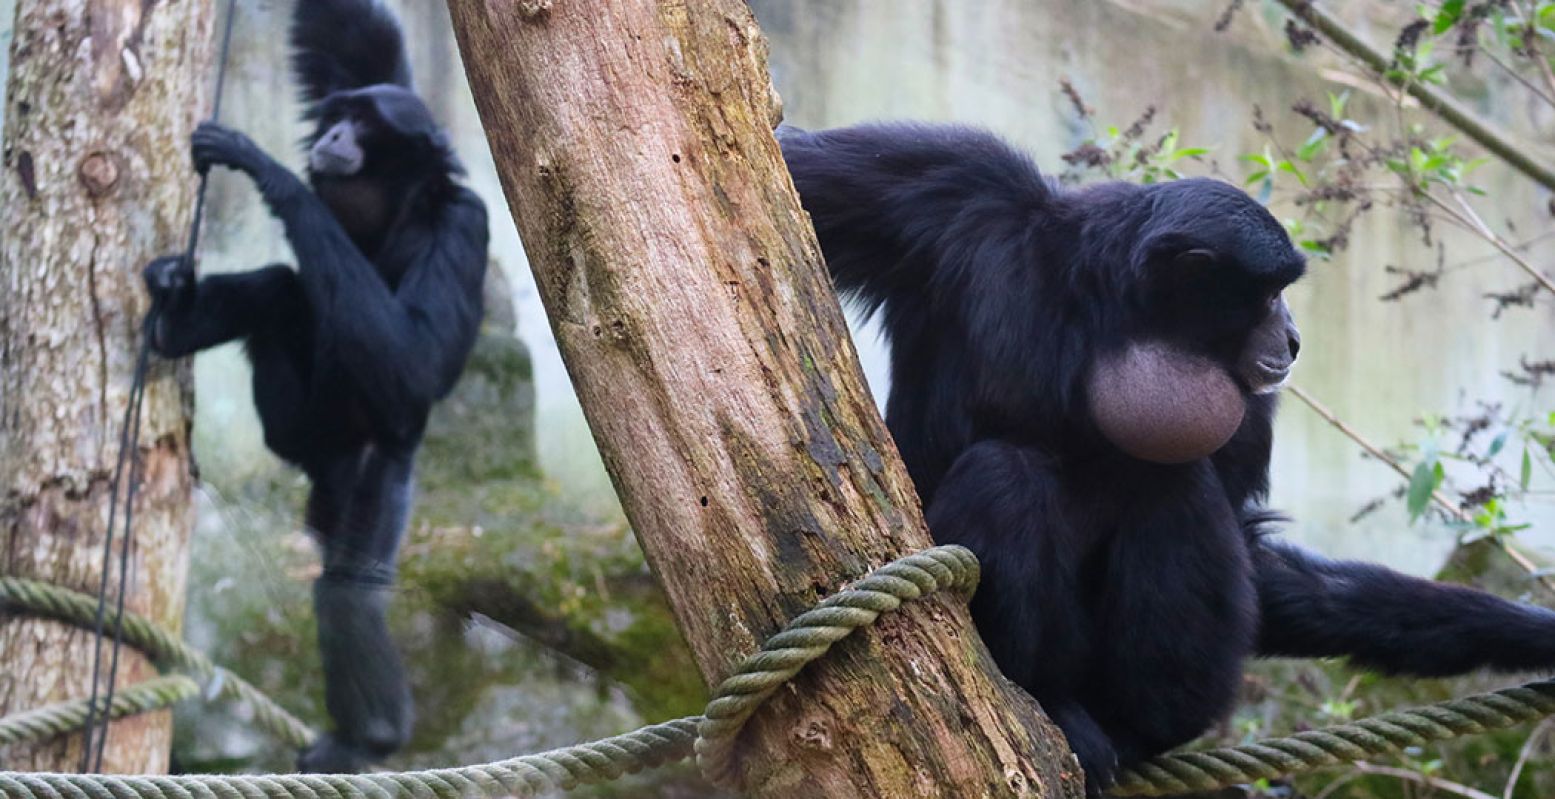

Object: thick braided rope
[8,553,1555,798]
[0,676,200,747]
[0,546,975,798]
[694,544,979,783]
[0,577,314,748]
[1112,678,1555,796]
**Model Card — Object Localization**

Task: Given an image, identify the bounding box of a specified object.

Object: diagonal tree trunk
[445,2,1083,796]
[0,0,209,773]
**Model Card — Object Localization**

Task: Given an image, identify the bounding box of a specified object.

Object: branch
[1286,384,1555,595]
[1275,0,1555,193]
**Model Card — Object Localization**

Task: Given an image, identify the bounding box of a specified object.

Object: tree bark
[0,0,209,773]
[445,2,1083,796]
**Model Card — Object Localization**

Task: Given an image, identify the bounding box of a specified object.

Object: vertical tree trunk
[446,3,1083,797]
[0,0,210,773]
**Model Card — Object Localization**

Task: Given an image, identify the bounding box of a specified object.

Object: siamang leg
[925,441,1114,793]
[142,257,303,358]
[1253,537,1555,674]
[296,448,416,774]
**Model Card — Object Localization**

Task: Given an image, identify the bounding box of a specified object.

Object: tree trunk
[0,0,209,773]
[445,2,1083,796]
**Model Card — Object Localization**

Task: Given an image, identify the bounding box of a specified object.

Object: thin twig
[1515,0,1555,103]
[1475,43,1555,110]
[1421,190,1555,296]
[1346,762,1500,799]
[1287,384,1555,595]
[1503,718,1552,799]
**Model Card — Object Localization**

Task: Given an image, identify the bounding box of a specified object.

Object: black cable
[77,0,241,771]
[77,339,151,773]
[91,343,150,772]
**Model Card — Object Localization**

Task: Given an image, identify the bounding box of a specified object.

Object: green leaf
[1489,430,1509,458]
[1523,447,1534,491]
[1329,89,1351,118]
[1172,147,1211,159]
[1297,129,1328,161]
[1406,459,1440,521]
[1257,177,1274,204]
[1435,0,1465,34]
[1244,169,1269,186]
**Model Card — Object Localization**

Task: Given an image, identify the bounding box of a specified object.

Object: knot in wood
[517,0,553,19]
[78,152,120,197]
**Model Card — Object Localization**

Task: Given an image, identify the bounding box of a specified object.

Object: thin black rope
[90,348,148,772]
[77,0,241,771]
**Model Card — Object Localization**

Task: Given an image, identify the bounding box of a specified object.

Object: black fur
[290,0,412,111]
[780,122,1555,793]
[142,0,487,773]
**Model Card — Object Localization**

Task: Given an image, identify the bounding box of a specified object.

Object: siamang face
[1088,179,1306,464]
[307,85,442,178]
[1146,250,1303,396]
[1131,179,1306,393]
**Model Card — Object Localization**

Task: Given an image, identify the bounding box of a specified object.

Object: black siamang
[780,122,1555,792]
[142,0,487,773]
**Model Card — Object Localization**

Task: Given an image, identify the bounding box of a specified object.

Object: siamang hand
[190,122,271,177]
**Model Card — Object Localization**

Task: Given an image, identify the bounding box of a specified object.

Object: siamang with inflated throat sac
[142,0,487,773]
[780,122,1555,795]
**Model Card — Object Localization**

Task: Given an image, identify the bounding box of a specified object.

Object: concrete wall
[5,0,1551,574]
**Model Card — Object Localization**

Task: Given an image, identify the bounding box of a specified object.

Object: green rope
[6,550,1555,798]
[0,546,974,797]
[1113,678,1555,795]
[694,544,980,782]
[0,577,314,749]
[0,676,200,747]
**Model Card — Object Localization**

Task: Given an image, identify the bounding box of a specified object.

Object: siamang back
[782,122,1555,795]
[142,0,487,773]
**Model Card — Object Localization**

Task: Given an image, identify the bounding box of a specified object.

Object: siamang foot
[142,255,193,306]
[296,733,381,774]
[141,255,193,352]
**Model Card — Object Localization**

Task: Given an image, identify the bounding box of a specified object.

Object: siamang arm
[778,123,1055,311]
[189,123,487,440]
[1253,537,1555,675]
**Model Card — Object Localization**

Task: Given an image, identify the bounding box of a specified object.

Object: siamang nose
[1287,328,1301,360]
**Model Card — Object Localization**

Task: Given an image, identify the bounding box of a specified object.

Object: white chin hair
[1252,377,1289,395]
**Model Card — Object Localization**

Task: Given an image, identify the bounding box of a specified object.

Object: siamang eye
[1174,249,1217,268]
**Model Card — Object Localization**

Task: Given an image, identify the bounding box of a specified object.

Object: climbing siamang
[142,0,487,773]
[780,122,1555,793]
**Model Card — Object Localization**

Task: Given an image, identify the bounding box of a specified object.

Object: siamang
[780,122,1555,793]
[142,0,487,773]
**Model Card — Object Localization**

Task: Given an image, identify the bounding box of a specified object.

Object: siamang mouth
[1248,359,1292,394]
[310,151,364,176]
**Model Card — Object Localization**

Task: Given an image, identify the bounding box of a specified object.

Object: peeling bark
[445,2,1084,796]
[0,0,210,773]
